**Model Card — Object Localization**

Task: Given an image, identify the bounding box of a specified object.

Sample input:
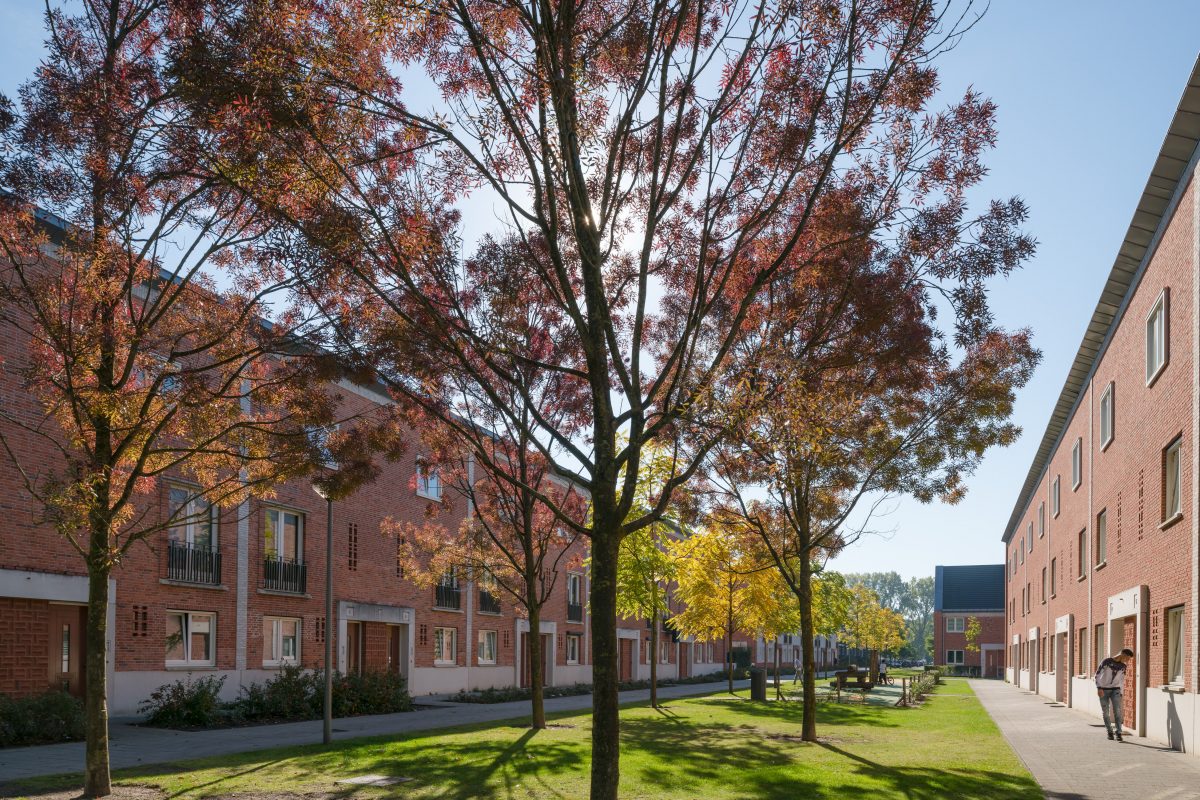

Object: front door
[347,621,364,675]
[1057,635,1069,702]
[47,604,86,697]
[1122,617,1137,731]
[619,638,633,682]
[387,624,408,677]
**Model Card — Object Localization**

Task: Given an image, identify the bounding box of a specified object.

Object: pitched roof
[935,564,1004,612]
[1002,55,1200,543]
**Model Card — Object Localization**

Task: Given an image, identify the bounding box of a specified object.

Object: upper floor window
[1099,382,1114,450]
[1051,476,1060,518]
[1146,289,1168,384]
[416,465,442,500]
[1163,436,1183,523]
[1095,509,1107,565]
[168,486,215,549]
[1038,502,1045,537]
[1050,557,1057,596]
[1019,538,1025,564]
[264,508,304,562]
[945,616,964,633]
[1027,524,1033,552]
[1077,529,1087,578]
[1071,438,1082,488]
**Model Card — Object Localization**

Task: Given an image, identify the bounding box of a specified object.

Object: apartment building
[1002,56,1200,753]
[934,564,1005,677]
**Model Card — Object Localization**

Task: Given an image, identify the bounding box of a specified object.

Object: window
[1095,510,1107,565]
[1040,567,1046,603]
[1077,627,1087,676]
[1100,382,1114,449]
[1146,289,1168,384]
[1027,524,1033,551]
[1166,606,1184,685]
[416,465,442,500]
[168,486,215,549]
[1019,538,1025,564]
[707,642,714,662]
[165,611,214,667]
[659,639,669,664]
[347,522,358,571]
[1077,529,1087,578]
[1050,557,1057,597]
[264,508,303,561]
[435,569,461,609]
[1164,437,1182,522]
[1094,624,1104,671]
[306,424,338,468]
[566,573,584,622]
[945,616,964,633]
[1038,502,1045,537]
[263,617,300,666]
[1051,476,1060,517]
[945,650,964,665]
[1072,438,1082,488]
[566,633,581,664]
[434,626,456,665]
[478,571,501,614]
[477,629,497,665]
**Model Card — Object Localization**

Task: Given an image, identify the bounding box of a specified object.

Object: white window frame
[1027,523,1033,551]
[1019,538,1025,564]
[1072,438,1082,489]
[945,616,964,633]
[165,610,215,667]
[477,629,497,665]
[566,633,581,665]
[1077,529,1087,579]
[264,507,304,561]
[946,650,964,665]
[1096,510,1107,566]
[1166,605,1185,686]
[1038,502,1045,538]
[168,485,216,549]
[1146,288,1168,385]
[416,465,443,500]
[1051,476,1060,518]
[1164,436,1183,523]
[1100,382,1114,450]
[434,626,457,665]
[567,573,583,605]
[263,616,301,667]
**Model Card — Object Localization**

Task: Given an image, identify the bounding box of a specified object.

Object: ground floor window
[477,629,497,665]
[1093,624,1104,671]
[166,610,215,667]
[945,650,964,665]
[566,633,581,664]
[263,616,300,666]
[434,626,457,666]
[659,639,670,664]
[1166,606,1185,686]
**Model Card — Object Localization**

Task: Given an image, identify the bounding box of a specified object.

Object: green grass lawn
[5,678,1039,800]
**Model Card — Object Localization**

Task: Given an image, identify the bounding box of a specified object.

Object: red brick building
[934,565,1005,678]
[1002,57,1200,752]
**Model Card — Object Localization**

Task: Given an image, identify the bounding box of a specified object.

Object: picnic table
[829,668,875,692]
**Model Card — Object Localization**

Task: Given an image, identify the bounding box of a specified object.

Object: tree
[615,523,677,708]
[182,2,1015,793]
[964,616,982,654]
[0,3,340,794]
[843,585,907,681]
[903,576,935,659]
[844,572,906,613]
[739,551,802,699]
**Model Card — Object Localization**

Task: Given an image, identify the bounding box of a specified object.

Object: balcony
[166,541,221,585]
[262,556,307,594]
[567,601,584,623]
[479,589,501,614]
[435,583,461,610]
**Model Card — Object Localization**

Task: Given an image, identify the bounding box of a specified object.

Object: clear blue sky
[2,3,1198,581]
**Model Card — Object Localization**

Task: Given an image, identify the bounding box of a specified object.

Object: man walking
[793,651,802,684]
[1095,648,1135,742]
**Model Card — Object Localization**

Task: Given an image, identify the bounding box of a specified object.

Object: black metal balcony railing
[263,555,307,594]
[167,541,221,585]
[567,601,584,623]
[435,583,461,610]
[479,589,501,614]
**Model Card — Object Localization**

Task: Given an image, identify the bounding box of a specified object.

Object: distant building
[934,564,1006,678]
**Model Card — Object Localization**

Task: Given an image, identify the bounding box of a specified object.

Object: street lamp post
[313,485,334,745]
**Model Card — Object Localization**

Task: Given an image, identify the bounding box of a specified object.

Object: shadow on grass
[695,697,901,729]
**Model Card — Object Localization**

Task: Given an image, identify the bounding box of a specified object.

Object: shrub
[0,690,86,747]
[138,674,227,728]
[236,664,321,721]
[332,670,413,716]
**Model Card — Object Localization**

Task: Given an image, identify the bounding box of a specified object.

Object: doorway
[47,604,86,697]
[520,633,552,688]
[619,638,633,682]
[387,624,408,677]
[346,621,365,675]
[1120,616,1137,730]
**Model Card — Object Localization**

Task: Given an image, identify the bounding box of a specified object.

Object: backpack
[1095,660,1124,690]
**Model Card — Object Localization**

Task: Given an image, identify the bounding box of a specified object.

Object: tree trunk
[527,600,546,729]
[84,556,111,797]
[869,650,879,684]
[774,641,781,701]
[649,609,658,708]
[588,522,621,800]
[798,557,818,742]
[726,582,735,694]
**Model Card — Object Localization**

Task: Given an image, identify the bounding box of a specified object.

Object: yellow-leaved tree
[843,585,908,682]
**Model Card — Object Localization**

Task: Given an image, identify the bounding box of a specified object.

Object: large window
[1050,557,1057,597]
[434,627,457,665]
[1051,476,1060,518]
[1077,529,1087,578]
[945,650,964,665]
[477,629,497,665]
[1095,510,1107,566]
[1019,538,1025,564]
[1166,606,1185,686]
[416,466,442,500]
[1164,437,1182,523]
[1072,438,1082,488]
[1027,523,1033,551]
[263,617,300,667]
[566,633,581,665]
[566,573,584,622]
[166,611,214,667]
[1146,289,1168,384]
[1100,382,1115,449]
[945,616,964,633]
[1040,567,1046,603]
[168,486,215,548]
[1038,502,1045,537]
[264,508,303,561]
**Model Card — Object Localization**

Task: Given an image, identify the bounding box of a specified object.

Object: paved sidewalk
[971,679,1200,800]
[0,678,749,783]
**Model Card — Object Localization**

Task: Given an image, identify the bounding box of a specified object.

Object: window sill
[476,610,503,616]
[166,664,217,671]
[477,660,497,667]
[262,661,300,669]
[1095,561,1107,571]
[1160,512,1184,531]
[1162,684,1186,694]
[416,491,443,502]
[1101,438,1113,453]
[433,661,458,668]
[257,588,311,599]
[160,579,228,591]
[566,660,579,666]
[432,606,464,614]
[1146,361,1167,389]
[1077,574,1087,583]
[566,619,585,625]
